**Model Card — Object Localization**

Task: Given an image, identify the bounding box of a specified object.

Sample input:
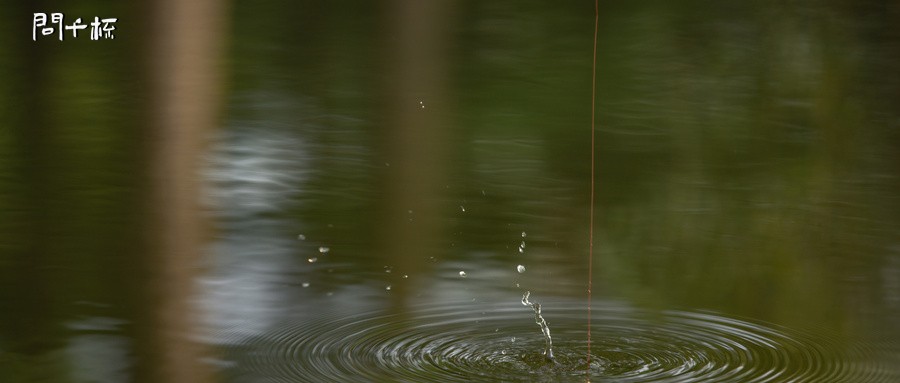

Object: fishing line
[586,0,598,376]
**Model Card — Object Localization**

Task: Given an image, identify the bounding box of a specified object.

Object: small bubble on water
[297,234,306,240]
[307,257,318,263]
[459,271,467,278]
[386,285,392,291]
[384,266,392,273]
[302,282,310,288]
[319,246,330,254]
[516,283,520,288]
[511,337,516,343]
[517,265,526,273]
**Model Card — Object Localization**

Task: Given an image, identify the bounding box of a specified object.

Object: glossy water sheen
[2,0,899,381]
[217,301,890,383]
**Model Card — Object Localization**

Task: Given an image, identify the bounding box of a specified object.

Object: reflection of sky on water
[202,124,312,339]
[65,314,131,383]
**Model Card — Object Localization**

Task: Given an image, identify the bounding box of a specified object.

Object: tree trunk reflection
[134,0,228,381]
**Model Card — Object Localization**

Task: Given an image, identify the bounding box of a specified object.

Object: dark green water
[2,1,899,382]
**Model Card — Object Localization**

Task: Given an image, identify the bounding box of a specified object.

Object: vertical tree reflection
[377,0,456,309]
[133,0,228,381]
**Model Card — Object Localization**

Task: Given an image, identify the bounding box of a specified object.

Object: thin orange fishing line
[587,0,598,377]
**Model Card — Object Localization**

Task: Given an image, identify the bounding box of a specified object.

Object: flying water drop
[517,265,526,273]
[459,271,467,278]
[308,257,318,263]
[297,234,306,240]
[318,246,330,254]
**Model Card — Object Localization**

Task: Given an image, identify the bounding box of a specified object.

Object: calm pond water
[1,1,899,382]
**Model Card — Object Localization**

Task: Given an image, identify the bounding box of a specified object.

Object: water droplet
[460,205,466,212]
[385,285,392,291]
[511,337,516,343]
[302,282,310,288]
[308,257,318,263]
[297,234,306,240]
[518,246,524,254]
[402,274,409,279]
[384,266,392,273]
[318,246,330,254]
[516,283,520,288]
[419,101,425,109]
[517,265,526,273]
[459,271,467,278]
[521,231,527,238]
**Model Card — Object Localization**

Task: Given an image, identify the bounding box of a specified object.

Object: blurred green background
[1,0,898,381]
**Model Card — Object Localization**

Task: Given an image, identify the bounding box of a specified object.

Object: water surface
[1,0,899,382]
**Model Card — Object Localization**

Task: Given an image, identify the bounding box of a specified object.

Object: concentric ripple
[218,301,893,382]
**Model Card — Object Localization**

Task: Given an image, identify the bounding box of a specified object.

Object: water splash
[521,291,554,360]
